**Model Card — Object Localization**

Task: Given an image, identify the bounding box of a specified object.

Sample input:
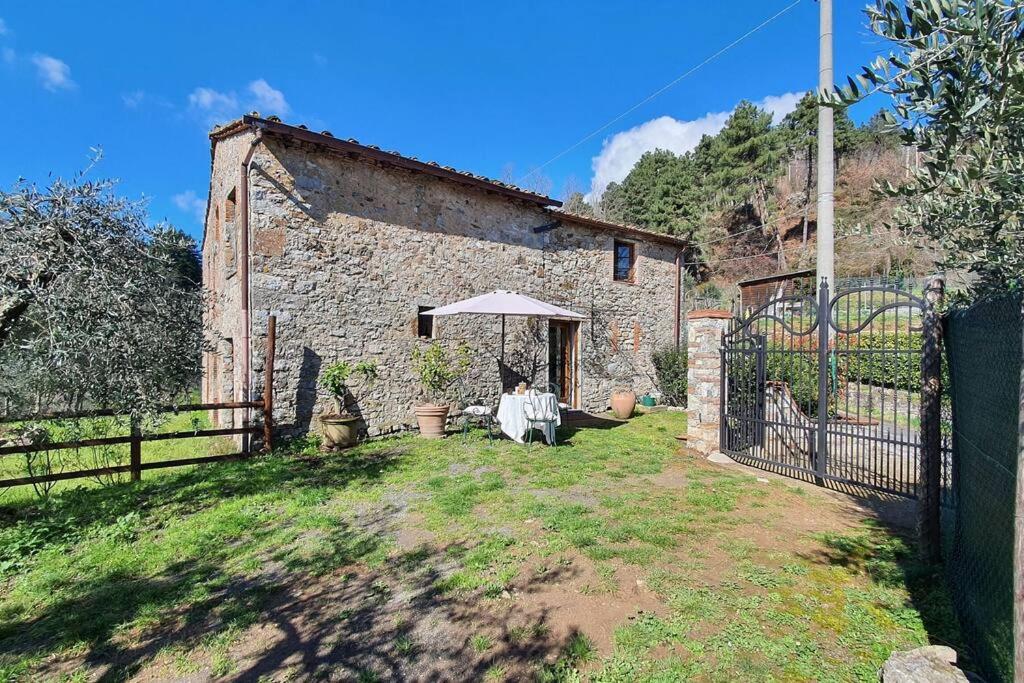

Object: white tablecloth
[496,393,561,444]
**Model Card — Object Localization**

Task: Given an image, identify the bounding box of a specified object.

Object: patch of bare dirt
[509,553,667,656]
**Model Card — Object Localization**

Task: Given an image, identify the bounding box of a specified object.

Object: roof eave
[214,115,561,208]
[553,211,688,249]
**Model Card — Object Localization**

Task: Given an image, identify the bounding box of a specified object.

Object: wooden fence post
[130,415,142,482]
[1014,295,1024,683]
[918,275,944,564]
[262,315,276,453]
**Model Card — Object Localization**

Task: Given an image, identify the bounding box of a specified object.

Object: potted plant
[610,386,637,419]
[411,341,471,439]
[318,359,378,448]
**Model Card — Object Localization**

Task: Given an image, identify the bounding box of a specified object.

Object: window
[225,188,237,223]
[224,191,236,269]
[613,240,636,282]
[417,306,435,338]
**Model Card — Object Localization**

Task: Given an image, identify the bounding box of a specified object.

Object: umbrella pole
[501,314,506,363]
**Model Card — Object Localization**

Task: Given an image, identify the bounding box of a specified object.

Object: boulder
[880,645,971,682]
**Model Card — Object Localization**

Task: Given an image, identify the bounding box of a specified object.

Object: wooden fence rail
[0,317,277,490]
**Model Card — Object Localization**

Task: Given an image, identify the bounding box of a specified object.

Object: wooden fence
[0,317,277,489]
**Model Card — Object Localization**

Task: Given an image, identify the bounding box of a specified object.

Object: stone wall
[685,310,731,454]
[201,131,253,429]
[204,132,682,438]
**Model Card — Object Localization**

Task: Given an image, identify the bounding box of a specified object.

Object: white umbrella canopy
[423,290,586,320]
[422,290,586,367]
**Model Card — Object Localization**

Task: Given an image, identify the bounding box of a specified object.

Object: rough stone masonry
[685,310,732,455]
[202,115,688,439]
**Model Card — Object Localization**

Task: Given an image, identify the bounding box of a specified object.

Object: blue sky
[0,1,893,242]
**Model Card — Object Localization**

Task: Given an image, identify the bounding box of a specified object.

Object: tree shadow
[1,523,587,681]
[290,346,323,436]
[803,521,971,671]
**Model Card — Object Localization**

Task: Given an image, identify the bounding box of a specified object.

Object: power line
[517,0,804,184]
[693,208,809,247]
[684,230,901,268]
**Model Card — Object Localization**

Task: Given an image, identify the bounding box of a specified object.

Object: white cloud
[31,54,75,91]
[186,79,290,126]
[758,91,805,124]
[247,79,289,116]
[313,53,328,67]
[187,86,239,126]
[2,47,14,65]
[0,18,9,36]
[121,89,145,108]
[172,190,207,225]
[188,86,238,113]
[585,92,803,202]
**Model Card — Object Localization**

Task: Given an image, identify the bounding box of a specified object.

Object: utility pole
[816,0,835,287]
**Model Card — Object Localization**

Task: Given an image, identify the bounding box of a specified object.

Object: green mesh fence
[942,293,1021,683]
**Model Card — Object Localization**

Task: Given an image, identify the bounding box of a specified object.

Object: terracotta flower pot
[414,404,450,439]
[610,390,637,419]
[321,414,360,448]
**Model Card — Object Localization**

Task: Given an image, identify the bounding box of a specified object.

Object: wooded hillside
[572,92,941,290]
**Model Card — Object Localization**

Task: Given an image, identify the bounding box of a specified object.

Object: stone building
[202,114,688,438]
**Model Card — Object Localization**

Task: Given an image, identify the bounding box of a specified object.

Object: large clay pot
[321,414,360,448]
[610,390,637,419]
[414,404,450,439]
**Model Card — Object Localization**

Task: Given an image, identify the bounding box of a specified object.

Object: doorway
[548,320,578,407]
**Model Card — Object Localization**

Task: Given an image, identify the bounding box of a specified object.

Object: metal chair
[523,389,559,447]
[456,381,494,444]
[545,382,571,411]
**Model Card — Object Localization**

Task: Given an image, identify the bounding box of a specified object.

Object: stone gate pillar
[686,309,732,455]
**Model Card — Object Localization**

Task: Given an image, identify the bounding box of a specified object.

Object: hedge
[727,346,829,417]
[838,332,922,392]
[728,331,944,421]
[651,346,687,406]
[838,331,948,392]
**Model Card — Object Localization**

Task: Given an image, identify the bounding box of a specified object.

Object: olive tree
[0,174,205,418]
[835,0,1024,295]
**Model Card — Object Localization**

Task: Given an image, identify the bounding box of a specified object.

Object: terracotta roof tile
[208,114,687,246]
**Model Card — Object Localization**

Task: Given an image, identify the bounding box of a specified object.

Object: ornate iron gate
[720,281,934,497]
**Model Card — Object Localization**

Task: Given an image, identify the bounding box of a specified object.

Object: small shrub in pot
[318,360,378,448]
[410,341,471,438]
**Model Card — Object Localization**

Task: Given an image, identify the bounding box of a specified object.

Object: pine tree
[563,191,595,217]
[710,101,786,265]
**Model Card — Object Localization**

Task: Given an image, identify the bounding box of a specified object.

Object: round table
[496,392,561,444]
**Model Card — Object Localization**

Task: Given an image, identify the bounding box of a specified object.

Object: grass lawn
[0,409,238,503]
[0,412,961,681]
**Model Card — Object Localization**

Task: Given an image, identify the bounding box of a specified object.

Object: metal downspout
[675,250,683,348]
[239,126,264,439]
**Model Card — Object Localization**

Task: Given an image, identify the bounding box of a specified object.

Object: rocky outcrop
[880,645,975,682]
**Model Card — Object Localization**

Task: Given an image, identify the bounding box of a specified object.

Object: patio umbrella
[422,290,586,360]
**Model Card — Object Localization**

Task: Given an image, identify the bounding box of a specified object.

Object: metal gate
[720,280,935,497]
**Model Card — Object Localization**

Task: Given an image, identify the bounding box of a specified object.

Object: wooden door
[548,320,577,406]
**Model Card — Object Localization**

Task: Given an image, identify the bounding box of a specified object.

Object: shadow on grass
[1,534,585,681]
[0,440,595,680]
[557,413,627,442]
[808,522,971,671]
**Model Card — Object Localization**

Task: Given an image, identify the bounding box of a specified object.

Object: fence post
[816,278,830,481]
[918,275,944,564]
[262,315,276,453]
[129,415,142,482]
